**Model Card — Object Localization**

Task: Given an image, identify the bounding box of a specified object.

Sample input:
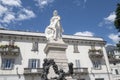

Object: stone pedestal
[44,42,68,71]
[44,42,73,79]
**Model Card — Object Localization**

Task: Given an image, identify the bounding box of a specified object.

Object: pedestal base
[44,42,68,70]
[44,42,74,80]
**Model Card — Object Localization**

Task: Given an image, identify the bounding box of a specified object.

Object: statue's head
[44,58,48,63]
[49,59,54,64]
[53,10,58,16]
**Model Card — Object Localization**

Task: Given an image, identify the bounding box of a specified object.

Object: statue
[51,69,67,80]
[52,61,59,74]
[41,59,74,80]
[41,59,51,80]
[45,10,64,42]
[68,63,73,75]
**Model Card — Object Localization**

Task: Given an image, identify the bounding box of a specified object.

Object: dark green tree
[114,3,120,50]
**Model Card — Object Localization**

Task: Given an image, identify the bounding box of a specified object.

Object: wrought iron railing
[108,54,120,63]
[73,68,88,74]
[24,68,43,75]
[0,45,20,56]
[88,49,103,58]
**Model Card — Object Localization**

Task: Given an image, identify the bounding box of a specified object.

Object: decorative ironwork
[72,68,88,79]
[108,54,120,63]
[0,45,20,56]
[73,68,88,75]
[24,68,43,75]
[88,49,103,58]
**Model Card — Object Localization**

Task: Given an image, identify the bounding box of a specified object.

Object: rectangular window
[93,60,101,69]
[1,58,14,70]
[115,69,119,75]
[9,40,15,45]
[73,44,79,53]
[91,45,95,50]
[32,42,38,51]
[28,59,40,69]
[75,59,80,68]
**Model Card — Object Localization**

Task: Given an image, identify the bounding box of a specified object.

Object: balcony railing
[108,54,120,63]
[73,68,88,75]
[24,68,43,75]
[0,45,20,56]
[88,49,103,58]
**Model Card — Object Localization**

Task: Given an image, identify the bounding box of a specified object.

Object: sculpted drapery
[45,10,63,41]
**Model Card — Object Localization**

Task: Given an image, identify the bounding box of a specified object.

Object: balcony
[108,54,120,63]
[24,68,43,75]
[0,45,20,56]
[73,68,88,75]
[88,49,103,58]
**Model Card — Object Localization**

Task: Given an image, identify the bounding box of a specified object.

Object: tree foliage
[114,3,120,50]
[114,3,120,32]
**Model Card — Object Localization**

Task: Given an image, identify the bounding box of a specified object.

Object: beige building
[0,11,112,80]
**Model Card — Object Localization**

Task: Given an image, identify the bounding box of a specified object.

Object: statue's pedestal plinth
[44,42,68,71]
[44,42,73,79]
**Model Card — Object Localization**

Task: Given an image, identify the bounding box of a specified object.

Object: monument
[41,58,73,80]
[45,10,64,43]
[44,10,73,80]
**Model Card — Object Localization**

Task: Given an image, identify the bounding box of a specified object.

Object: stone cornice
[0,29,106,45]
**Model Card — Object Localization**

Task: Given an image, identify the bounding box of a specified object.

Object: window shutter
[37,59,40,68]
[1,59,5,69]
[35,42,38,51]
[74,44,79,53]
[75,60,80,68]
[77,60,80,68]
[28,59,32,68]
[11,59,14,69]
[32,42,38,51]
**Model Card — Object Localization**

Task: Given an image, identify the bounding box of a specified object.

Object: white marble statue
[45,10,64,42]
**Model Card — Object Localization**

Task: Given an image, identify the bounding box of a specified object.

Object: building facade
[106,45,120,80]
[0,11,113,80]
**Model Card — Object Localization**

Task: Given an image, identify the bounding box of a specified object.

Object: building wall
[0,30,112,80]
[107,45,120,80]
